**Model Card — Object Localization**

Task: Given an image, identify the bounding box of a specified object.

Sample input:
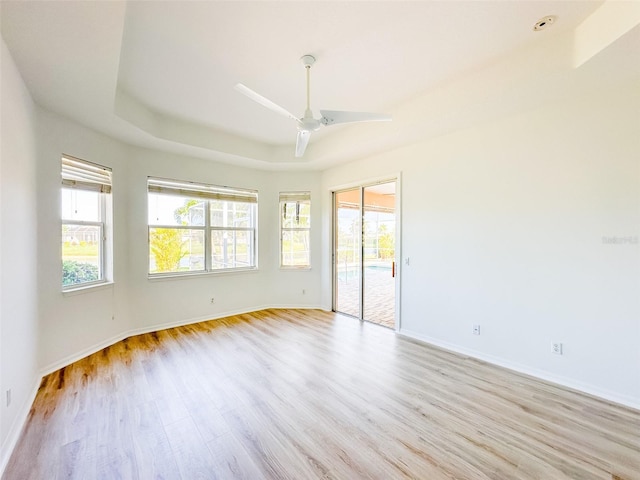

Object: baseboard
[40,330,131,377]
[399,328,640,411]
[261,304,328,311]
[124,304,328,339]
[0,377,40,476]
[39,304,327,377]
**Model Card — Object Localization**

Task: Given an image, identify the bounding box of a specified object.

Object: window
[280,192,311,268]
[61,155,112,289]
[148,178,257,275]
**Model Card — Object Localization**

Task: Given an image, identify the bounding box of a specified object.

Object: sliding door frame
[331,174,402,331]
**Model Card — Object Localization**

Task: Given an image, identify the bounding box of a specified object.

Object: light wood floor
[3,309,639,480]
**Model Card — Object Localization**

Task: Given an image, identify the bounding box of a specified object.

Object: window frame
[279,191,311,269]
[61,155,112,291]
[147,177,258,277]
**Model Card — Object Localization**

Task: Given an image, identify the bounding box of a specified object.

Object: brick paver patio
[335,265,395,329]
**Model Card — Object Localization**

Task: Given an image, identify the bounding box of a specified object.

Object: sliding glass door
[334,189,361,318]
[334,181,396,328]
[362,183,396,327]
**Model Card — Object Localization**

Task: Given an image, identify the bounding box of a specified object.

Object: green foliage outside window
[62,260,99,286]
[150,227,186,272]
[377,224,394,260]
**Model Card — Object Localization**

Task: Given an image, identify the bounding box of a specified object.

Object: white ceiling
[1,1,638,170]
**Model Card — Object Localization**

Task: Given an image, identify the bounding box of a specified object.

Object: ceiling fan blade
[295,130,311,158]
[235,83,300,122]
[320,110,392,126]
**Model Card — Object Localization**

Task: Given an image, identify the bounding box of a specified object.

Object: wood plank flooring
[3,309,639,479]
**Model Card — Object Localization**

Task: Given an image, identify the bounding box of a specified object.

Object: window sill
[62,281,113,297]
[148,268,259,282]
[279,266,312,271]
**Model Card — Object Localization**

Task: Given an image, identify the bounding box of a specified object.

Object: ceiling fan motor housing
[300,116,321,131]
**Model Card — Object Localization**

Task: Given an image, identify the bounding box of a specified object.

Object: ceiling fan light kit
[235,54,392,158]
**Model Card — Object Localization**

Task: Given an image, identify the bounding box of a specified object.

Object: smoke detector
[533,15,556,31]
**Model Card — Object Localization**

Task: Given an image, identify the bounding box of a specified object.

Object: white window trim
[61,155,112,291]
[279,191,311,269]
[62,281,114,296]
[147,177,258,278]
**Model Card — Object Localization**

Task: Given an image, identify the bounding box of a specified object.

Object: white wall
[0,39,40,469]
[33,110,322,374]
[36,110,133,371]
[124,147,323,334]
[322,83,640,408]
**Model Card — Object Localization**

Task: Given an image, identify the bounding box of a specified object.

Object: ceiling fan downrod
[301,55,315,119]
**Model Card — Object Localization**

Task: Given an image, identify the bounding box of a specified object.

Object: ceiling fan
[235,55,392,158]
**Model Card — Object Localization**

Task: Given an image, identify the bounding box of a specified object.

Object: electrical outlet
[473,325,481,335]
[6,389,11,407]
[552,342,563,355]
[210,297,215,304]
